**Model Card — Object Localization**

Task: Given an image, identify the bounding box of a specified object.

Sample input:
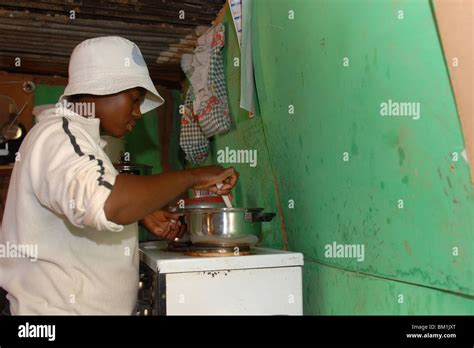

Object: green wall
[304,262,473,314]
[249,0,473,313]
[124,109,162,174]
[33,84,64,109]
[204,0,473,314]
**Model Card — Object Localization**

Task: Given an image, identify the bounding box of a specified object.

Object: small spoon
[216,182,232,208]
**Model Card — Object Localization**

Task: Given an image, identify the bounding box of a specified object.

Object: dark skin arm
[104,165,238,226]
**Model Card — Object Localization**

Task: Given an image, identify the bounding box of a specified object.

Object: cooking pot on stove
[168,196,226,244]
[178,207,276,247]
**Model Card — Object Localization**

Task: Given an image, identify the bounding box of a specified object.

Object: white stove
[138,241,304,315]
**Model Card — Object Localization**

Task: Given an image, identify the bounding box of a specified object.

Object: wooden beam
[0,37,183,58]
[0,31,194,53]
[0,20,197,45]
[0,9,199,36]
[38,0,225,21]
[0,2,217,26]
[0,55,185,88]
[0,71,67,86]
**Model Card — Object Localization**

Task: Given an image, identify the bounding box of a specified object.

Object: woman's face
[72,87,146,137]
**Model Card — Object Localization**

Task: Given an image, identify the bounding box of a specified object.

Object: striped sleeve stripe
[62,117,114,190]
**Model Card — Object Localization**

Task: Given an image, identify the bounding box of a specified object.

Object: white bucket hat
[59,36,164,114]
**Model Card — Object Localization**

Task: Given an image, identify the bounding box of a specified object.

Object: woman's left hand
[140,210,185,240]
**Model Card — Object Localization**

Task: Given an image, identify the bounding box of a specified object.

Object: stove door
[163,266,303,315]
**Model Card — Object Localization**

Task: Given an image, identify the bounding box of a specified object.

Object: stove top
[166,240,252,256]
[185,246,252,257]
[139,241,304,273]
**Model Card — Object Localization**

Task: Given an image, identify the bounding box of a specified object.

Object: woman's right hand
[189,165,239,195]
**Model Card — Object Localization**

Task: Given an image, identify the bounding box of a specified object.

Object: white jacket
[0,107,138,315]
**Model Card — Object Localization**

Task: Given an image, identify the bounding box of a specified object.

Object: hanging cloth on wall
[229,0,242,48]
[240,0,257,115]
[227,0,257,115]
[180,23,231,163]
[179,84,210,163]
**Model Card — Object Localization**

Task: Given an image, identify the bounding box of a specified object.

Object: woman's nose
[132,109,142,119]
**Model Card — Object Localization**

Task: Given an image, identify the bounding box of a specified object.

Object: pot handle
[246,211,276,222]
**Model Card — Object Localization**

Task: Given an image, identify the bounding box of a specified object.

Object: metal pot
[167,196,226,244]
[179,207,275,247]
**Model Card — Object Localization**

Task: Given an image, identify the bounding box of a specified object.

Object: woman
[0,36,238,315]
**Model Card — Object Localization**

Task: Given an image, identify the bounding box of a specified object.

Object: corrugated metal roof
[0,0,226,88]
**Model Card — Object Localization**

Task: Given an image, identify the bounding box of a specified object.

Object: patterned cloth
[180,85,210,163]
[180,23,231,163]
